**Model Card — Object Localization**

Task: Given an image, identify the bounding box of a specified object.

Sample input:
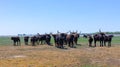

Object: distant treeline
[82,31,120,35]
[17,31,120,37]
[94,31,120,34]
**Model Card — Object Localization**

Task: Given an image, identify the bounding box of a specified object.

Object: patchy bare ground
[0,45,120,67]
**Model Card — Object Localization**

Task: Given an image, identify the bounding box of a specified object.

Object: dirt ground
[0,45,120,67]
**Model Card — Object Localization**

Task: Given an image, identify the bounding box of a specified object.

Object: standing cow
[104,35,114,47]
[30,36,37,46]
[44,34,51,45]
[83,34,93,47]
[66,34,74,48]
[36,34,51,45]
[93,33,105,47]
[71,32,80,45]
[52,33,66,48]
[24,36,29,45]
[11,36,21,46]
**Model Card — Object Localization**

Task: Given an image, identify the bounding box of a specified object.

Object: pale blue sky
[0,0,120,35]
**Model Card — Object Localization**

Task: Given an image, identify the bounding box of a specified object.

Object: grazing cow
[11,36,21,46]
[83,34,93,47]
[66,34,74,48]
[30,36,37,46]
[104,35,114,47]
[24,36,29,45]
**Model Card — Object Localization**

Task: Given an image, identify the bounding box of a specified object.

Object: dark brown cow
[66,34,74,47]
[72,33,79,45]
[69,31,80,45]
[93,33,105,47]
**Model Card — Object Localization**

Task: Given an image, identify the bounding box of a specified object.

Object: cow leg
[100,41,101,47]
[56,41,59,48]
[89,41,92,47]
[14,41,16,46]
[94,40,96,47]
[16,42,18,46]
[72,41,74,48]
[64,40,67,45]
[100,41,103,47]
[108,41,111,47]
[55,42,57,47]
[41,40,43,45]
[68,41,70,47]
[26,42,28,45]
[104,41,106,46]
[101,41,103,47]
[25,40,28,45]
[32,41,35,46]
[60,40,63,48]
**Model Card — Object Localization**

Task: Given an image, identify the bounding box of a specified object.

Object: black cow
[11,36,21,46]
[52,33,66,48]
[45,34,51,45]
[37,34,51,45]
[24,36,29,45]
[104,35,114,47]
[37,35,46,45]
[30,36,37,46]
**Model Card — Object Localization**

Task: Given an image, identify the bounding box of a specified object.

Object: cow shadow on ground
[76,44,82,46]
[59,47,68,50]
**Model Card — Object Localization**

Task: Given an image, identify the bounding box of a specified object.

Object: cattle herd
[83,32,114,47]
[11,32,114,48]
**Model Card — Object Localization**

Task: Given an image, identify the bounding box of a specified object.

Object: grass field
[0,36,120,67]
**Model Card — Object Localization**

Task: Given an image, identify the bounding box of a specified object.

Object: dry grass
[0,45,120,67]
